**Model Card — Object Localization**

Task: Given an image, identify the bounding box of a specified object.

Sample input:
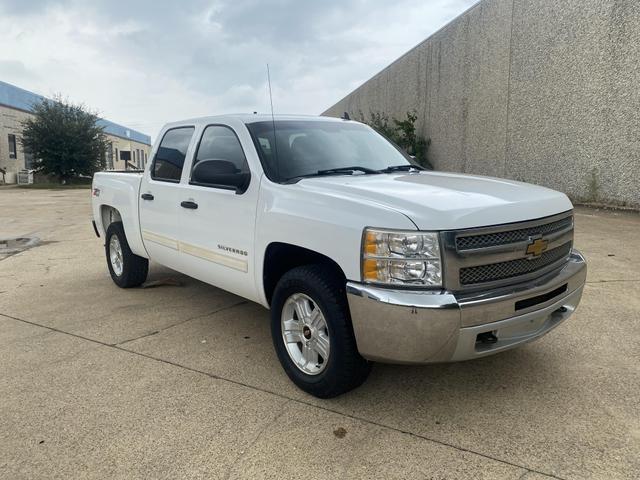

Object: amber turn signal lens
[363,258,379,281]
[364,231,378,255]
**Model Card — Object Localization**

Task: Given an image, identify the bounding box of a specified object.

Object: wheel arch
[262,242,347,306]
[98,204,148,258]
[99,204,123,234]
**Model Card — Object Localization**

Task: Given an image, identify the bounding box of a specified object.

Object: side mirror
[191,159,250,193]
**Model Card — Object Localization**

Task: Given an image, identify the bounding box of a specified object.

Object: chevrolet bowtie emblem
[526,237,549,258]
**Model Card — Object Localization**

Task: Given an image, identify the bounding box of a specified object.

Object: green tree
[21,96,107,182]
[357,109,432,169]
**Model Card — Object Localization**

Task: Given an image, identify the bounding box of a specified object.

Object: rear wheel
[105,222,148,288]
[271,265,370,398]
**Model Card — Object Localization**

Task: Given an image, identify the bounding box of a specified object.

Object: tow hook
[477,331,498,345]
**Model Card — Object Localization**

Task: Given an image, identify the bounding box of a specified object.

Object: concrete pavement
[0,188,638,479]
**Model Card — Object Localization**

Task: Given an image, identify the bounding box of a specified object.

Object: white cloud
[0,0,477,141]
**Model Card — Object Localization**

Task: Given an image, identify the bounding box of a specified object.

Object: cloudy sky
[0,0,477,141]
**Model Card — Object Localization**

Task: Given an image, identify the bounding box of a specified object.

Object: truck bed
[92,171,146,257]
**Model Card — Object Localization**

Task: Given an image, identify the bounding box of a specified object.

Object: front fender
[254,178,416,307]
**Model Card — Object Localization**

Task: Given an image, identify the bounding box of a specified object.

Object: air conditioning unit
[17,170,34,185]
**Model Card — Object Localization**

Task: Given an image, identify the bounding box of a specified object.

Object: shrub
[357,110,432,169]
[21,96,107,183]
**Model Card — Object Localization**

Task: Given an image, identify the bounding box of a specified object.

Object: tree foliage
[357,110,432,169]
[21,96,107,182]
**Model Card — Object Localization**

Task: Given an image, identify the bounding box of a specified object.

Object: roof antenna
[266,64,280,179]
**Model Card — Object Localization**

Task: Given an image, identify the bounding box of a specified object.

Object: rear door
[139,126,196,270]
[175,122,260,301]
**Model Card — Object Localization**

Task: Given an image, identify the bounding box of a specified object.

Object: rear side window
[151,127,195,182]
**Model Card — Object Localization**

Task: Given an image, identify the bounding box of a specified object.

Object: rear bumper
[346,250,587,364]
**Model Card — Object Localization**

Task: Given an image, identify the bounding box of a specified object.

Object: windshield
[246,120,414,182]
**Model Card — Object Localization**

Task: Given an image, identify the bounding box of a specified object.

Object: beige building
[105,133,152,172]
[0,80,151,183]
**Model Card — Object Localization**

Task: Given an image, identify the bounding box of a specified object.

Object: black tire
[271,264,371,398]
[105,222,148,288]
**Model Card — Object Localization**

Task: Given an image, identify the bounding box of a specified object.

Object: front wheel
[105,222,148,288]
[271,265,370,398]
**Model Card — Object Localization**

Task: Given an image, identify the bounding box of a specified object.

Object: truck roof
[163,113,347,128]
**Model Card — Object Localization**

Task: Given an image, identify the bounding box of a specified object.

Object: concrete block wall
[323,0,640,209]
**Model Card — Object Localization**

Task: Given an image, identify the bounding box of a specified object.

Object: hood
[298,171,573,230]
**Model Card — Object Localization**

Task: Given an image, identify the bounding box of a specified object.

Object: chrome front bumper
[346,250,587,364]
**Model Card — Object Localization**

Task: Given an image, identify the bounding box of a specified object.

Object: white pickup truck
[91,114,586,398]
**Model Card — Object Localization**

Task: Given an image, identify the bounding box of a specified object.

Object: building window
[24,151,34,170]
[115,148,119,163]
[120,150,131,170]
[8,134,17,159]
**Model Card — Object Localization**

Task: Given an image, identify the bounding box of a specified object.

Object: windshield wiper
[317,166,380,175]
[283,166,381,184]
[377,164,424,173]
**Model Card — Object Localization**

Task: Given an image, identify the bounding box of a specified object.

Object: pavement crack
[113,330,160,346]
[114,300,247,346]
[0,313,115,349]
[0,311,568,480]
[0,328,57,352]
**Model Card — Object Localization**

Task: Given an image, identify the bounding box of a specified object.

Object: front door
[139,126,196,271]
[176,123,259,301]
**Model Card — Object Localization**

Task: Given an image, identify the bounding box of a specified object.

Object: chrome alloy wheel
[109,235,124,277]
[281,293,330,375]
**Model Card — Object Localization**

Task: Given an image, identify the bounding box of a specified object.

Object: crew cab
[91,114,587,398]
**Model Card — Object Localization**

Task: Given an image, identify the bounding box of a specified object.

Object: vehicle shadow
[324,343,574,434]
[147,267,569,411]
[143,266,576,439]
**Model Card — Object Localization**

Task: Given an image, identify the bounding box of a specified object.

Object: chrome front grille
[455,216,573,250]
[459,243,572,285]
[442,211,574,291]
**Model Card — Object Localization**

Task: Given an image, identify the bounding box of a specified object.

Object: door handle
[181,200,198,209]
[141,193,154,201]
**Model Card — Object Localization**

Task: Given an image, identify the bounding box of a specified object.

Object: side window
[151,127,195,182]
[190,125,250,192]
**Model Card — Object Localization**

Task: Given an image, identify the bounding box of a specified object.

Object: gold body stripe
[142,231,248,272]
[142,230,178,250]
[179,241,248,272]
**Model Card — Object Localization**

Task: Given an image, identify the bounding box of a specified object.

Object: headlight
[362,228,442,287]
